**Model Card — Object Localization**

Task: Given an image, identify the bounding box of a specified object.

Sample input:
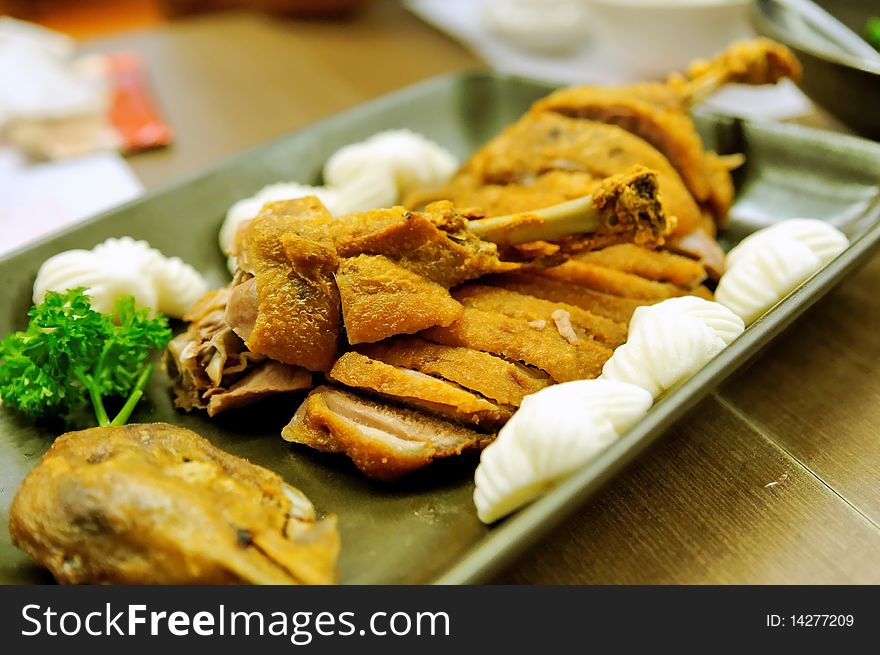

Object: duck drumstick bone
[467,166,667,249]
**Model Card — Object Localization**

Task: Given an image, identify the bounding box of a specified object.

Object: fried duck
[9,423,340,584]
[356,336,552,407]
[167,40,801,481]
[164,288,312,416]
[416,38,801,277]
[282,386,493,481]
[329,351,512,429]
[227,168,666,355]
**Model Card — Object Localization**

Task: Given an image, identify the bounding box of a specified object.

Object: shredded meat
[164,288,312,415]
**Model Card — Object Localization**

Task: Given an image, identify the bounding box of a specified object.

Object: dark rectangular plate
[1,72,879,584]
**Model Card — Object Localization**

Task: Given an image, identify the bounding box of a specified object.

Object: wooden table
[85,3,880,583]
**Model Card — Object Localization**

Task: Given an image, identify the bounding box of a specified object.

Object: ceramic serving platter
[1,72,879,584]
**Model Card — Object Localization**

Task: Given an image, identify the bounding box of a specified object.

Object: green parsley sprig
[0,288,171,427]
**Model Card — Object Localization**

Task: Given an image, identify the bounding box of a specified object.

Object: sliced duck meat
[574,243,707,288]
[452,284,627,348]
[328,352,512,429]
[536,261,689,301]
[282,386,494,481]
[357,336,551,407]
[206,360,312,417]
[421,305,612,382]
[486,272,654,324]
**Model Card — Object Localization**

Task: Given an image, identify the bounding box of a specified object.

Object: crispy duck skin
[335,254,464,344]
[357,336,551,407]
[452,285,627,348]
[421,305,613,382]
[529,39,799,225]
[9,423,339,584]
[235,197,342,372]
[536,261,690,301]
[574,243,707,288]
[449,113,701,238]
[532,89,736,223]
[331,202,519,288]
[328,352,512,429]
[487,272,654,324]
[282,386,494,481]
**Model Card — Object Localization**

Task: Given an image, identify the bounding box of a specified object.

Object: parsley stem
[109,364,153,426]
[73,367,110,427]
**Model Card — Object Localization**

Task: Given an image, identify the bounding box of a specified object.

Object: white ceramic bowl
[587,0,754,79]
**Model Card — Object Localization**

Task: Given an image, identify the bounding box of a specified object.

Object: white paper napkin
[0,147,143,257]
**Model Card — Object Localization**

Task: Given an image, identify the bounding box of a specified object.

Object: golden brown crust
[239,198,341,372]
[452,284,627,348]
[532,86,734,222]
[446,113,702,238]
[357,336,551,407]
[486,272,655,325]
[329,352,511,429]
[536,261,688,301]
[9,423,339,584]
[335,254,463,344]
[332,204,518,287]
[421,305,613,382]
[574,243,707,288]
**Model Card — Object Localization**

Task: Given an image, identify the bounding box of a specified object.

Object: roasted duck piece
[537,261,696,301]
[574,243,707,288]
[452,284,627,348]
[223,168,668,354]
[335,254,465,344]
[282,386,493,481]
[356,336,551,407]
[449,114,701,239]
[486,272,654,324]
[9,423,340,584]
[421,304,613,383]
[233,196,341,372]
[164,288,312,416]
[329,351,512,429]
[416,39,801,277]
[530,38,800,225]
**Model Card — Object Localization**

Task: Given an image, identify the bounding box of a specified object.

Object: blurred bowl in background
[751,0,880,139]
[586,0,753,78]
[483,0,593,55]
